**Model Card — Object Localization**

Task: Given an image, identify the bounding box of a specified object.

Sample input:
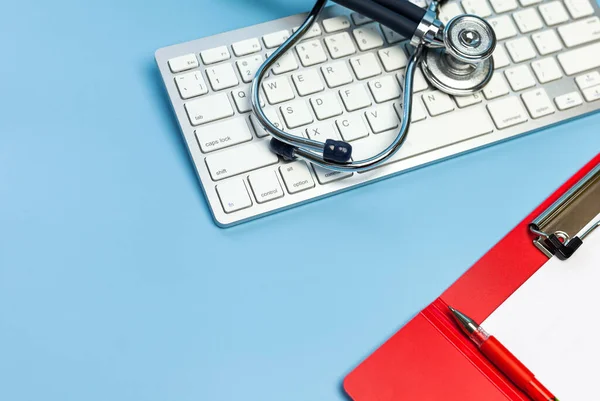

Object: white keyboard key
[532,30,563,55]
[558,42,600,75]
[366,104,399,133]
[352,13,373,26]
[269,51,299,75]
[369,75,402,103]
[350,53,382,80]
[306,122,341,142]
[232,87,253,113]
[531,58,563,83]
[263,76,295,104]
[168,53,199,73]
[564,0,594,19]
[489,0,518,13]
[440,2,464,23]
[488,16,518,40]
[558,17,600,48]
[321,61,354,88]
[336,114,370,141]
[324,32,357,59]
[521,88,555,118]
[462,0,492,17]
[200,46,231,65]
[580,73,600,91]
[263,30,290,49]
[582,85,600,101]
[236,54,264,83]
[504,65,536,91]
[310,93,343,120]
[196,118,253,153]
[519,0,542,5]
[554,91,583,110]
[513,9,543,33]
[380,25,405,44]
[539,1,570,26]
[175,71,208,99]
[323,16,351,33]
[232,38,262,56]
[296,39,328,67]
[398,69,429,92]
[505,37,536,63]
[248,170,284,203]
[483,73,510,100]
[312,165,353,184]
[231,86,265,114]
[487,97,528,129]
[292,69,325,96]
[339,84,373,111]
[280,161,315,193]
[250,108,283,137]
[395,96,428,122]
[185,93,234,126]
[492,44,511,69]
[206,140,279,181]
[280,100,314,128]
[378,45,408,71]
[353,24,385,51]
[206,63,239,91]
[352,107,493,165]
[422,90,455,116]
[454,92,484,108]
[216,179,252,213]
[576,71,600,90]
[293,23,322,40]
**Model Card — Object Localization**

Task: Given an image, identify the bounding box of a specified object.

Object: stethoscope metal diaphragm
[421,14,496,96]
[444,15,496,63]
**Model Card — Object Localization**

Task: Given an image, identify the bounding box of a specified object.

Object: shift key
[205,140,279,181]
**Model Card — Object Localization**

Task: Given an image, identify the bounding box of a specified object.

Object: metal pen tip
[448,305,479,335]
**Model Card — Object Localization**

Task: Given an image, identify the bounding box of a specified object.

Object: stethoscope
[251,0,497,172]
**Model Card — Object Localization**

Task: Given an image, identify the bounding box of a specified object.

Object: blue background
[1,0,599,400]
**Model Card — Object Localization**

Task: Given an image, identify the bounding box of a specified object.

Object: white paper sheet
[483,213,600,401]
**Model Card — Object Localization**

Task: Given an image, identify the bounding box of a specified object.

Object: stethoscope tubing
[251,0,426,173]
[333,0,421,38]
[294,48,421,172]
[371,0,427,23]
[251,0,330,154]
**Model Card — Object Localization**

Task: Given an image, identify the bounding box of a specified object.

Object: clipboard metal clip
[530,226,583,260]
[529,164,600,260]
[581,220,600,240]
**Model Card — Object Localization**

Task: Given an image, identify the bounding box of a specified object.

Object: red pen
[448,306,559,401]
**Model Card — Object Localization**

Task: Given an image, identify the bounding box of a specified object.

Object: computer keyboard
[156,0,600,227]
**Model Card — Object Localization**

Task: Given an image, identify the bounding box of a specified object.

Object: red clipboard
[343,153,600,401]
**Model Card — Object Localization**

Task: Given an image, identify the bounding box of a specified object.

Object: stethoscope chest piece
[420,14,496,96]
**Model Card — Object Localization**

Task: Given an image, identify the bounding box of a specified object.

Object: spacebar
[353,106,494,172]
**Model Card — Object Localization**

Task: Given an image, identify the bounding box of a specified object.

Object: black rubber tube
[333,0,420,39]
[371,0,426,23]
